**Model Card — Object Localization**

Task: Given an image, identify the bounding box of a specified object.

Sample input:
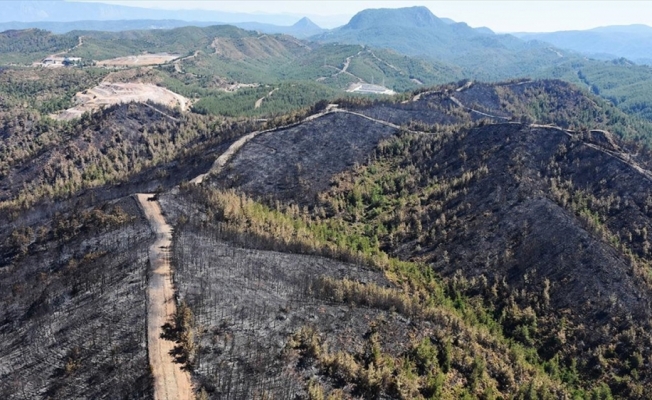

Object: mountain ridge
[0,0,301,25]
[514,24,652,65]
[232,16,325,38]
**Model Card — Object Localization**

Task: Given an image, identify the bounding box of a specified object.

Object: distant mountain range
[4,2,652,65]
[0,19,215,33]
[232,17,326,39]
[0,17,325,39]
[514,25,652,65]
[0,0,299,25]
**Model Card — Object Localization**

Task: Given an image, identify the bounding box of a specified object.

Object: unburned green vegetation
[192,82,339,117]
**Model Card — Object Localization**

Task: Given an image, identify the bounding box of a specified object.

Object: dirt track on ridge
[136,194,193,400]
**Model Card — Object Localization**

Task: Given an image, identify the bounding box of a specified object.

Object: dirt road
[190,129,263,184]
[49,35,84,58]
[316,51,365,83]
[136,194,193,400]
[450,95,512,121]
[255,88,278,109]
[190,106,425,184]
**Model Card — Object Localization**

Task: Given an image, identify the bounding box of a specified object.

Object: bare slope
[97,53,180,67]
[52,82,189,121]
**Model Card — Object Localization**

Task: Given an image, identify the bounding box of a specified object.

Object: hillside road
[136,194,193,400]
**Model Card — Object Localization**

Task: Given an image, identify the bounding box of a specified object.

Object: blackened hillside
[169,80,652,398]
[3,79,652,398]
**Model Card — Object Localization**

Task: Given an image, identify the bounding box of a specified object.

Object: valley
[2,3,652,400]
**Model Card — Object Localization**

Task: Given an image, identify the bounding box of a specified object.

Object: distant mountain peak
[344,6,445,30]
[292,17,320,30]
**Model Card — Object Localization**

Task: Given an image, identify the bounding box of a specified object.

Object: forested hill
[3,15,652,124]
[534,58,652,122]
[0,24,313,62]
[0,28,77,63]
[0,26,463,118]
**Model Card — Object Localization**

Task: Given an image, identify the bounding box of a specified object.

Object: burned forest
[3,69,652,400]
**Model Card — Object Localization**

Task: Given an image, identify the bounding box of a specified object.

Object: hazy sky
[76,1,652,32]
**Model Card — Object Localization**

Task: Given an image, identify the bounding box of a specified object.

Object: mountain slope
[3,78,652,398]
[0,28,77,63]
[313,6,571,80]
[0,195,153,399]
[535,58,652,122]
[191,80,652,398]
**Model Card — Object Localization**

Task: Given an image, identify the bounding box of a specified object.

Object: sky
[75,1,652,32]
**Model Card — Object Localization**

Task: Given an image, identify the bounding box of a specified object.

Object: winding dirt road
[529,125,652,182]
[49,35,84,58]
[190,129,263,184]
[189,106,415,184]
[255,88,278,109]
[136,194,193,400]
[316,51,365,83]
[450,95,512,121]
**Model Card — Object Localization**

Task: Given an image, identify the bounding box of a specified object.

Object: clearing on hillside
[96,53,180,67]
[52,82,189,121]
[346,82,396,95]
